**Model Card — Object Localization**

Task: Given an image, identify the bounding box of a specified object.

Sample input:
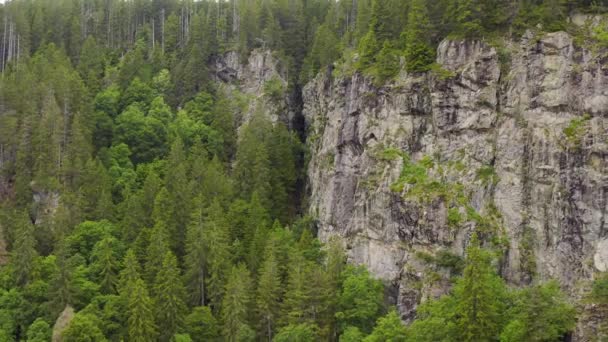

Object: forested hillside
[0,0,607,341]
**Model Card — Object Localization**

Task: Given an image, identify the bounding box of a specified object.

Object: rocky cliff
[303,30,607,337]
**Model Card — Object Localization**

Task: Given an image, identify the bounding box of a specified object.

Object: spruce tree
[404,0,435,72]
[90,236,120,294]
[127,278,157,342]
[256,247,282,341]
[456,0,483,38]
[374,41,400,82]
[153,252,187,342]
[221,263,253,342]
[454,233,507,341]
[144,221,170,286]
[11,210,37,287]
[357,29,379,71]
[205,200,232,311]
[184,197,208,307]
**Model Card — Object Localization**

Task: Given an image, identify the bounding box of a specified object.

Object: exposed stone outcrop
[52,305,75,342]
[214,49,289,126]
[304,31,607,337]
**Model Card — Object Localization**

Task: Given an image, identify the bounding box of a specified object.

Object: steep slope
[304,30,607,335]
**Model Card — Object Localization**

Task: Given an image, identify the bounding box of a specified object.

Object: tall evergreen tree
[404,0,435,72]
[154,252,188,341]
[256,246,282,341]
[221,263,254,342]
[454,234,507,341]
[127,278,157,342]
[11,210,37,287]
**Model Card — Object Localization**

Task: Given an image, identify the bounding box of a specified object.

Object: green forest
[0,0,607,341]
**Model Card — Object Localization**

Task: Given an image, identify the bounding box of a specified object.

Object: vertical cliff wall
[303,30,607,336]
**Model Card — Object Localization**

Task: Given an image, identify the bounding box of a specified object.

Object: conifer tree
[185,306,220,342]
[357,30,378,70]
[404,0,435,72]
[221,263,253,342]
[127,278,157,342]
[374,41,400,82]
[144,221,170,286]
[205,200,232,311]
[90,236,120,294]
[256,246,282,341]
[454,233,507,341]
[11,210,37,287]
[281,250,313,326]
[456,0,483,38]
[118,249,141,295]
[154,252,187,342]
[184,197,208,307]
[369,0,393,42]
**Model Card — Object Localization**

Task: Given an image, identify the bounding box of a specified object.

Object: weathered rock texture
[52,305,75,342]
[214,49,290,126]
[303,31,607,336]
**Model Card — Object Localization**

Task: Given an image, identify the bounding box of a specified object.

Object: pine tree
[127,278,157,342]
[154,252,187,342]
[221,263,253,342]
[404,0,435,72]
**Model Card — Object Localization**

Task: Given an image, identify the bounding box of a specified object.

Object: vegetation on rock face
[0,0,600,340]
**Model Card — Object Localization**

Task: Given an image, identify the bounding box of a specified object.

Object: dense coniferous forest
[0,0,607,341]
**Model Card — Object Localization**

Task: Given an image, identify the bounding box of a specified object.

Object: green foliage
[563,114,591,148]
[404,0,435,72]
[363,310,407,342]
[0,1,599,341]
[127,278,157,342]
[340,326,365,342]
[26,318,51,342]
[476,165,500,186]
[263,77,286,104]
[153,252,187,341]
[185,306,220,342]
[221,264,253,342]
[373,41,400,84]
[357,30,379,71]
[62,313,107,342]
[274,323,320,342]
[500,281,575,342]
[336,266,385,334]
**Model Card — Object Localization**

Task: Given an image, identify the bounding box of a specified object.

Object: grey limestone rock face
[303,31,608,336]
[214,49,289,126]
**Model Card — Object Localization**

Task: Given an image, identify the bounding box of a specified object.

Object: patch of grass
[429,63,457,80]
[563,113,591,148]
[476,165,500,186]
[377,147,404,161]
[447,207,464,228]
